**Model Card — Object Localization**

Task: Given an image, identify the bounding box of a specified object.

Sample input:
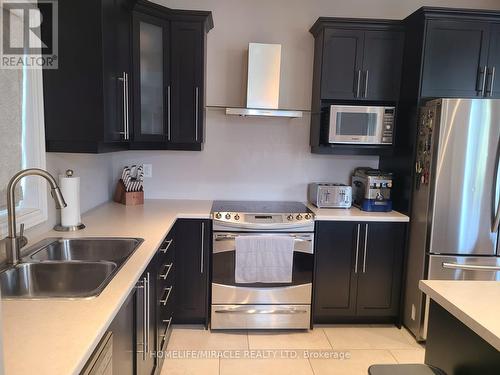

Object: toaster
[308,183,352,208]
[351,168,393,212]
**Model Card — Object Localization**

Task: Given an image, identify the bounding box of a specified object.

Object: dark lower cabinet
[356,223,405,317]
[313,221,406,324]
[174,219,211,326]
[313,221,359,321]
[108,291,135,375]
[136,263,157,375]
[83,219,210,374]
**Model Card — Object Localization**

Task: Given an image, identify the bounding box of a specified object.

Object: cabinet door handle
[363,70,369,98]
[356,70,362,98]
[118,72,130,140]
[477,65,487,96]
[167,85,171,141]
[140,276,147,360]
[195,86,200,141]
[200,222,205,274]
[354,224,360,273]
[362,224,368,273]
[486,66,496,97]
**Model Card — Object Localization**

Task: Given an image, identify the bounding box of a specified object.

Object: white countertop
[419,280,500,351]
[308,204,409,222]
[2,200,212,375]
[1,199,409,375]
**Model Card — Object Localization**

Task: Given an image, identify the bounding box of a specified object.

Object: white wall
[112,0,500,201]
[28,153,114,236]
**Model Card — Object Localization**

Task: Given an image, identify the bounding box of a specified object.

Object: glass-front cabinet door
[132,13,169,143]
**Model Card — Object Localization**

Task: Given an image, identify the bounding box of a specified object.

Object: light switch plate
[143,164,152,178]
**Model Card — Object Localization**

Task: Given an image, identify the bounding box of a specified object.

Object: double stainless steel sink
[0,238,143,299]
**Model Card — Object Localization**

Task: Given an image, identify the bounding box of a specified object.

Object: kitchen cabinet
[174,219,211,326]
[130,0,212,151]
[42,0,213,153]
[311,19,404,102]
[380,7,500,216]
[136,263,157,375]
[108,292,135,375]
[309,18,404,155]
[486,23,500,98]
[421,20,490,98]
[313,221,405,323]
[42,0,134,153]
[155,229,175,371]
[320,29,364,100]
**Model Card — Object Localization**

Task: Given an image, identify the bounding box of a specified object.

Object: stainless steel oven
[328,105,395,145]
[211,201,314,330]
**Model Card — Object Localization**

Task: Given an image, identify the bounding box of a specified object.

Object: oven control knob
[287,215,293,221]
[305,213,311,220]
[225,213,231,220]
[296,214,303,220]
[215,212,222,219]
[234,214,240,220]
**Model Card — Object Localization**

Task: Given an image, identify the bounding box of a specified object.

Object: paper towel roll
[59,174,81,227]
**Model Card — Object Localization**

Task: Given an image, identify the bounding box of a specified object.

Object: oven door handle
[214,307,308,315]
[213,220,313,231]
[213,233,314,254]
[214,234,312,242]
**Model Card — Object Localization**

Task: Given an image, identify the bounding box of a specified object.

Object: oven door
[328,105,384,144]
[211,232,313,304]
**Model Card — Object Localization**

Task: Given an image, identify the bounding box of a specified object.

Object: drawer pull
[160,287,173,306]
[159,263,173,280]
[160,317,173,337]
[159,239,173,254]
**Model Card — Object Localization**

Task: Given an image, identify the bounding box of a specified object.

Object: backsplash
[111,110,378,201]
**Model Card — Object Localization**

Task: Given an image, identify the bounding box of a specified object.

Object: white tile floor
[161,325,425,375]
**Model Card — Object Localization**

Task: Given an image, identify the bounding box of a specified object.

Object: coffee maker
[351,168,393,212]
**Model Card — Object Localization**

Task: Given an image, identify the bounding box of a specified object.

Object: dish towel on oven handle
[235,235,294,283]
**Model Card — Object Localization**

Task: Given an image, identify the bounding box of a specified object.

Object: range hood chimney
[226,43,303,118]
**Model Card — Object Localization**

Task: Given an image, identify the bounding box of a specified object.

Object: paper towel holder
[54,169,86,232]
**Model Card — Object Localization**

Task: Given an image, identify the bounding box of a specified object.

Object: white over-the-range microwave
[328,105,395,145]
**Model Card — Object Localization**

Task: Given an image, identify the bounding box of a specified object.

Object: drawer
[158,236,175,261]
[158,261,175,288]
[158,309,174,352]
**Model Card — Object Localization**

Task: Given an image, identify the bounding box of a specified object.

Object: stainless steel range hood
[226,43,303,118]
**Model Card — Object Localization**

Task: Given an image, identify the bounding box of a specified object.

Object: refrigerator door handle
[493,137,500,233]
[442,262,500,271]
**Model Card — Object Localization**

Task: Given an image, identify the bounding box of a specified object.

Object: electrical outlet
[143,164,153,178]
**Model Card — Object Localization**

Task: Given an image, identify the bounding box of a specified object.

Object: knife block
[113,180,144,206]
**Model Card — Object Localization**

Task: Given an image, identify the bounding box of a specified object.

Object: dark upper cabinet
[174,219,211,326]
[313,221,359,322]
[42,0,134,153]
[43,0,212,153]
[421,20,490,98]
[313,221,406,323]
[311,19,404,102]
[486,23,500,98]
[170,21,204,146]
[132,12,170,143]
[320,29,364,100]
[356,222,405,317]
[362,30,404,101]
[130,1,212,151]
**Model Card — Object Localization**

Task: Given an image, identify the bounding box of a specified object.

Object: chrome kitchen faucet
[5,168,66,264]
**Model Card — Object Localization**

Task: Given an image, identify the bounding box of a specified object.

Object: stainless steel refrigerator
[404,98,500,341]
